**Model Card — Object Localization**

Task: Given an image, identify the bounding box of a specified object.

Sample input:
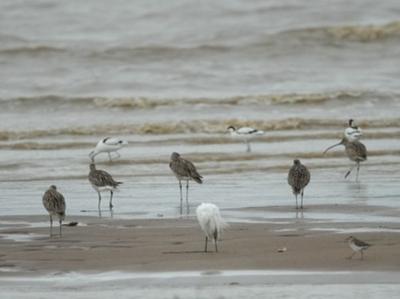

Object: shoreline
[1,207,400,276]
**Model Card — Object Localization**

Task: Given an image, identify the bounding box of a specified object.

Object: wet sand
[1,205,400,276]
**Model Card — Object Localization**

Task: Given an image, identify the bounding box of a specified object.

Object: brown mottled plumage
[288,159,310,209]
[346,236,371,260]
[42,185,66,237]
[169,152,203,214]
[324,138,367,181]
[88,163,122,212]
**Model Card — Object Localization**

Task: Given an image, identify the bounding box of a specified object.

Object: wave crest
[0,45,65,55]
[283,21,400,42]
[1,118,399,141]
[1,90,384,110]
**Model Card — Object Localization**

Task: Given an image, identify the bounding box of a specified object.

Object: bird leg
[204,236,208,253]
[179,180,183,215]
[97,192,102,209]
[295,193,298,209]
[360,250,364,260]
[59,219,62,237]
[97,192,102,217]
[114,151,121,159]
[109,191,114,209]
[301,190,304,209]
[49,215,53,237]
[214,229,218,252]
[108,152,112,162]
[356,161,360,182]
[245,139,251,152]
[347,252,356,260]
[186,180,189,215]
[345,163,357,179]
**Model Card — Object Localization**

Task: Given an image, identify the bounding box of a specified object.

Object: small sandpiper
[346,236,371,260]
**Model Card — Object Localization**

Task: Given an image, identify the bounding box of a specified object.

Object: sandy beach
[1,205,400,275]
[1,0,400,297]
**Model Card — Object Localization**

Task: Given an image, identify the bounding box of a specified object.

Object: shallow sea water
[0,1,399,297]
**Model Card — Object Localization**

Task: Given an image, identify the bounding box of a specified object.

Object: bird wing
[353,237,370,247]
[43,189,66,214]
[103,137,125,146]
[288,165,310,189]
[346,141,367,161]
[184,158,203,183]
[89,170,121,187]
[237,127,258,134]
[170,158,203,183]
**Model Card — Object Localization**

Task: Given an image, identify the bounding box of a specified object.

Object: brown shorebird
[169,152,203,214]
[88,163,122,212]
[288,159,311,209]
[323,137,367,181]
[42,185,66,237]
[346,236,371,260]
[196,203,226,253]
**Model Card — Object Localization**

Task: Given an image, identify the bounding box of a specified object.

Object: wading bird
[288,159,310,209]
[323,137,367,181]
[227,126,264,152]
[196,203,226,253]
[346,236,371,260]
[89,137,128,162]
[344,119,362,142]
[169,152,203,215]
[88,163,122,212]
[42,185,66,237]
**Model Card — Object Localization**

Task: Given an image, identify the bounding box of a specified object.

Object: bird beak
[323,142,342,154]
[89,151,95,162]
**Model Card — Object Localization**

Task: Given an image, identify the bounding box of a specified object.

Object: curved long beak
[89,151,95,162]
[323,142,342,154]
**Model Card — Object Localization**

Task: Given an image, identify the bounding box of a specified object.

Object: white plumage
[344,119,362,142]
[196,203,227,252]
[89,137,128,162]
[227,126,264,152]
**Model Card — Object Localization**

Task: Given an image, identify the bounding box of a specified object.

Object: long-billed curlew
[346,236,371,260]
[88,163,122,212]
[227,126,264,152]
[169,152,203,215]
[288,159,311,209]
[89,137,128,162]
[42,185,66,237]
[196,203,226,253]
[323,137,367,181]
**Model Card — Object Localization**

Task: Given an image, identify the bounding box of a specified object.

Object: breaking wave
[1,118,399,141]
[0,45,66,55]
[0,90,392,110]
[270,21,400,43]
[1,21,399,60]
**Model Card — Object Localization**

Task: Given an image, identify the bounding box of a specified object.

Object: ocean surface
[1,271,400,298]
[0,0,399,220]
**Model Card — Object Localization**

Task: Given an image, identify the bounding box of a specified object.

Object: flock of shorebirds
[42,119,370,258]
